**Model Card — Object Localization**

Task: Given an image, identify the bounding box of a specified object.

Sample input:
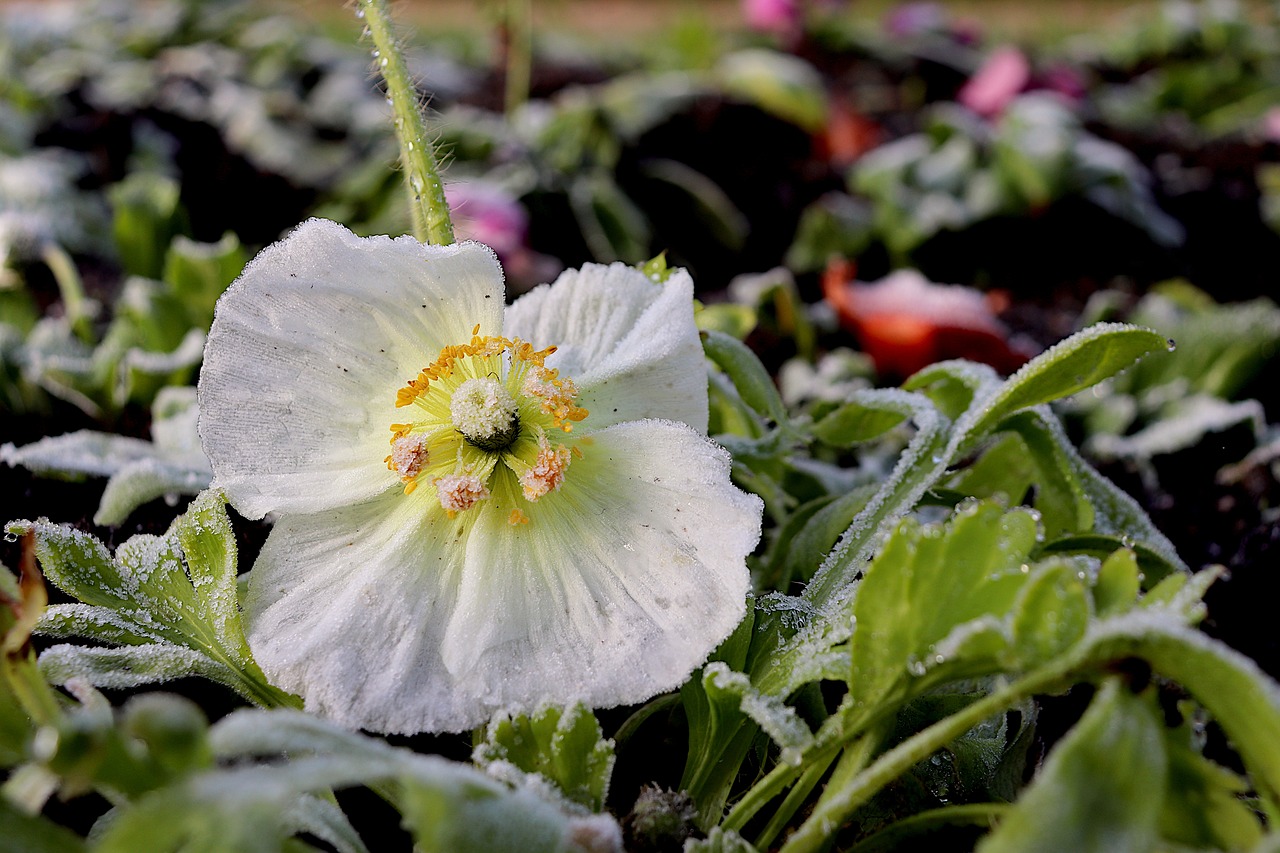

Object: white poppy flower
[197,219,762,734]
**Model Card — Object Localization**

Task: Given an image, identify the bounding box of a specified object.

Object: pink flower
[447,182,528,259]
[958,46,1031,118]
[744,0,800,34]
[446,182,561,290]
[1262,107,1280,143]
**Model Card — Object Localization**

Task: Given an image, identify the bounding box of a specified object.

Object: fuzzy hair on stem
[356,0,455,245]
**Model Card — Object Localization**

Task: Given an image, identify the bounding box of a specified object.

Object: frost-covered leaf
[703,662,814,763]
[715,49,827,133]
[684,827,759,853]
[475,703,615,812]
[976,681,1166,853]
[1087,394,1264,461]
[10,490,294,708]
[1007,408,1187,576]
[1,386,212,525]
[208,709,621,853]
[958,323,1169,452]
[803,389,950,610]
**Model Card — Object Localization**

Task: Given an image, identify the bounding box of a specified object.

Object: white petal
[504,263,709,432]
[243,494,479,734]
[439,420,760,717]
[198,219,505,518]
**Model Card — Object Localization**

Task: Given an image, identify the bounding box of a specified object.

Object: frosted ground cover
[3,1,1280,851]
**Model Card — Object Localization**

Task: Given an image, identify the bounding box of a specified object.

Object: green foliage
[1,386,211,525]
[474,703,615,812]
[8,491,296,709]
[1065,283,1280,465]
[835,96,1182,262]
[1090,0,1280,138]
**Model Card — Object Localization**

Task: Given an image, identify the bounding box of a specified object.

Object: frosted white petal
[198,219,505,518]
[439,420,760,719]
[243,494,474,734]
[504,263,708,432]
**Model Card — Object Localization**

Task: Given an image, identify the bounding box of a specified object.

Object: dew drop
[380,56,389,68]
[1166,337,1177,352]
[372,49,380,58]
[355,6,365,18]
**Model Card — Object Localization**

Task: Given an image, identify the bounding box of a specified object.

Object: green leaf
[695,303,757,340]
[1008,409,1187,577]
[960,323,1170,452]
[802,390,951,611]
[109,172,187,280]
[474,703,615,812]
[703,662,814,762]
[850,502,1040,710]
[12,491,296,709]
[777,486,875,586]
[977,681,1166,853]
[162,232,246,326]
[715,49,828,133]
[701,329,789,427]
[1159,716,1265,850]
[1092,548,1142,617]
[942,432,1035,505]
[1008,559,1091,668]
[121,707,619,853]
[36,693,212,799]
[811,398,911,447]
[639,252,674,283]
[681,607,764,828]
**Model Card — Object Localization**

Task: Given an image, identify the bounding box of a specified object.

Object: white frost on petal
[439,419,760,721]
[504,263,708,432]
[245,421,760,734]
[243,494,473,733]
[198,219,504,519]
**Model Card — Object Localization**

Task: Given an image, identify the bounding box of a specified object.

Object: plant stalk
[357,0,455,246]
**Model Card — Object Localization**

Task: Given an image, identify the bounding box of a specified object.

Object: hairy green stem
[357,0,454,245]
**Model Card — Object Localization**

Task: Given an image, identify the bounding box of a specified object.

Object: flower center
[386,326,589,522]
[450,377,520,451]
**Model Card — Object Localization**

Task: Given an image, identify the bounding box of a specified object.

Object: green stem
[357,0,455,246]
[502,0,532,116]
[778,665,1066,853]
[845,803,1010,853]
[753,745,841,850]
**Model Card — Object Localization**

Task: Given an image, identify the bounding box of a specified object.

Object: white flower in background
[197,219,761,734]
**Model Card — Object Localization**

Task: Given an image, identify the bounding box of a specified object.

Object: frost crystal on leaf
[196,219,762,734]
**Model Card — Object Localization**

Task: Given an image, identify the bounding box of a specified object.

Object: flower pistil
[387,325,588,521]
